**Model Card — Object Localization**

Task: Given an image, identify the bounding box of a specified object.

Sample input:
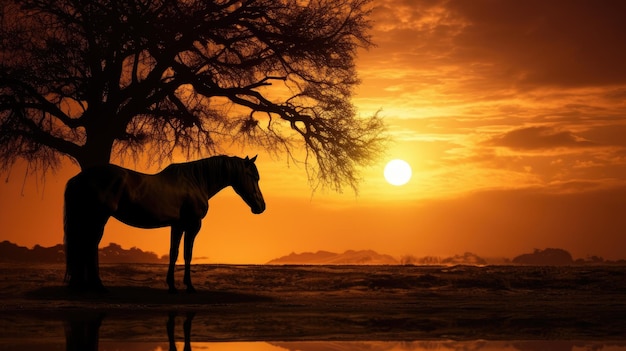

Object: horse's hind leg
[167,226,184,293]
[85,218,108,292]
[183,221,201,293]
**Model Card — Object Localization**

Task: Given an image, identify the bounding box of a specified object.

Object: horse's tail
[63,170,114,291]
[63,176,84,285]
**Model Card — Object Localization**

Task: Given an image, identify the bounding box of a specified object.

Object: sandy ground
[0,263,625,344]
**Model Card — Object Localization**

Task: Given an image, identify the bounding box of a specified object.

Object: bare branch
[1,0,383,192]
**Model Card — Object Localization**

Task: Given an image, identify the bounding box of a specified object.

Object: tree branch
[1,75,83,128]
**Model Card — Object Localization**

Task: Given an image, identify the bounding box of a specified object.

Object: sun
[384,159,412,186]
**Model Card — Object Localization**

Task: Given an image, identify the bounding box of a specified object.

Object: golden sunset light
[4,1,626,347]
[2,0,626,265]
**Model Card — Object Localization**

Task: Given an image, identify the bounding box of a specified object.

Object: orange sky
[2,0,626,263]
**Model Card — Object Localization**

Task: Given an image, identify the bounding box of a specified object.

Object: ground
[0,263,625,347]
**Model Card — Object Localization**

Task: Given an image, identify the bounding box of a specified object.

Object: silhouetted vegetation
[0,241,64,263]
[98,242,168,264]
[0,0,384,192]
[399,252,490,266]
[0,240,167,263]
[272,251,499,266]
[442,252,488,265]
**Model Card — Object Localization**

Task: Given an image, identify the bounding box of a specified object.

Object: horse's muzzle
[251,202,266,214]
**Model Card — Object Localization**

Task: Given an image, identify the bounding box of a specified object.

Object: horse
[63,155,265,293]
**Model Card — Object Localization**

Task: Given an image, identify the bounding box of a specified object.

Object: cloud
[367,0,626,90]
[356,0,626,196]
[450,0,626,88]
[484,126,597,150]
[580,124,626,148]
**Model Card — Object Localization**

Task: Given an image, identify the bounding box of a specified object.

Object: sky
[2,0,626,263]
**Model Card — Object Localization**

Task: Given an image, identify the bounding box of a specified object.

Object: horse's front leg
[167,226,184,293]
[183,221,201,293]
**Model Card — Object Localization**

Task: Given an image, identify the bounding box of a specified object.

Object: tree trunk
[77,113,117,170]
[79,136,114,170]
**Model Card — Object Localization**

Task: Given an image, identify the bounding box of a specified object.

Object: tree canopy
[0,0,385,192]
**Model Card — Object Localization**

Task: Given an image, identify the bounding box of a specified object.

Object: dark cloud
[485,126,597,150]
[580,124,626,148]
[454,0,626,88]
[370,0,626,89]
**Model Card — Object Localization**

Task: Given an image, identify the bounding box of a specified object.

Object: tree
[0,0,385,192]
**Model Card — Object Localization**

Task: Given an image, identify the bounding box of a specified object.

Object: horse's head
[232,155,266,214]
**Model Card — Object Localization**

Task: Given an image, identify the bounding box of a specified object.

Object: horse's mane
[160,155,242,191]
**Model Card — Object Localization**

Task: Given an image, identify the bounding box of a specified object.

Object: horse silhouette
[63,155,265,292]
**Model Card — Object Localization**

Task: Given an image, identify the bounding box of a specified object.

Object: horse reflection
[168,312,195,351]
[63,155,265,293]
[63,312,104,351]
[63,312,196,351]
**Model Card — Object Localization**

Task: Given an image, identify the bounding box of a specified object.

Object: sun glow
[384,159,412,186]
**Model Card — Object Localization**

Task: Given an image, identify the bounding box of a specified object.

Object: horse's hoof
[168,287,178,294]
[186,286,197,293]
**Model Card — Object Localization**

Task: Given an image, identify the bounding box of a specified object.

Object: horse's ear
[249,155,257,163]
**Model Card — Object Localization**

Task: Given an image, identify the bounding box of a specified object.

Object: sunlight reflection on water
[95,341,626,351]
[2,340,626,351]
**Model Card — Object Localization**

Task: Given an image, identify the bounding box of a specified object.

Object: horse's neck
[205,178,229,199]
[201,158,236,199]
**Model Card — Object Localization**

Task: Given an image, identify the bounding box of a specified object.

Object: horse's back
[67,164,206,228]
[66,164,136,214]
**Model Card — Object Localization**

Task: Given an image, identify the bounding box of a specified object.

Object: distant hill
[3,240,624,265]
[513,248,574,265]
[269,248,625,266]
[0,240,168,264]
[267,250,399,265]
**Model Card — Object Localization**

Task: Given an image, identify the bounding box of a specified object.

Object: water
[1,310,625,351]
[2,340,626,351]
[1,312,624,351]
[1,264,625,350]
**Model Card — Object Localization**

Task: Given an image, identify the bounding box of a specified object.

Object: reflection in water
[167,312,194,351]
[131,341,626,351]
[1,312,623,351]
[64,311,104,351]
[161,341,626,351]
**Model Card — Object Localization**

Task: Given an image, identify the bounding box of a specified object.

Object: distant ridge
[267,249,626,266]
[0,240,168,264]
[2,240,624,265]
[267,250,399,265]
[513,248,574,266]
